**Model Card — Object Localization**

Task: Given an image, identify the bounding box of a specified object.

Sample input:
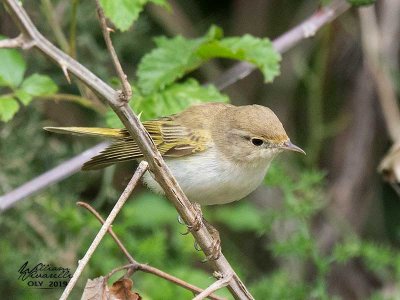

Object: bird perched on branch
[46,103,304,260]
[45,102,305,206]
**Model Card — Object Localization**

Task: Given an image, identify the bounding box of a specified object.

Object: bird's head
[212,104,305,165]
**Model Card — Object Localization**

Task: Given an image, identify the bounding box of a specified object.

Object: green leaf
[137,26,223,95]
[137,36,204,95]
[20,74,58,97]
[14,89,33,106]
[198,34,281,82]
[137,26,280,95]
[0,96,20,122]
[0,48,26,88]
[100,0,168,31]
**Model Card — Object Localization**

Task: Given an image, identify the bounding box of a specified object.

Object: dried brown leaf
[109,278,141,300]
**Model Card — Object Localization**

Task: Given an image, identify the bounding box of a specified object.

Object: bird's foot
[202,220,222,262]
[178,202,203,235]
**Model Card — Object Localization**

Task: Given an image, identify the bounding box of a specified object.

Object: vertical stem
[69,0,79,58]
[59,161,148,300]
[306,27,330,165]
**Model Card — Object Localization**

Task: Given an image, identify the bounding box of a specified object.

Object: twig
[38,93,103,112]
[0,142,108,212]
[192,274,233,300]
[68,0,79,58]
[94,0,132,101]
[359,7,400,141]
[213,0,351,90]
[41,0,69,51]
[59,161,148,300]
[77,201,226,300]
[0,34,32,49]
[77,201,137,263]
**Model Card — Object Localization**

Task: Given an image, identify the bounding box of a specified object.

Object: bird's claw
[177,203,203,234]
[202,220,222,262]
[176,203,221,260]
[202,238,222,262]
[194,241,202,251]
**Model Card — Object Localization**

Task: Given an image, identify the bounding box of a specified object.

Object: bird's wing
[81,117,211,170]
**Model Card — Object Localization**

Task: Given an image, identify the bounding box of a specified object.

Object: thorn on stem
[60,62,71,84]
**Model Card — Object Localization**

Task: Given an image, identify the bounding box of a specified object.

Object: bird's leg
[177,203,221,260]
[202,219,222,262]
[178,202,203,235]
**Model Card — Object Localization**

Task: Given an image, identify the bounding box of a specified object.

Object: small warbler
[45,103,304,205]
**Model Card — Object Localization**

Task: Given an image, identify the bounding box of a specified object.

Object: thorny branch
[60,161,149,300]
[94,0,132,101]
[77,201,226,300]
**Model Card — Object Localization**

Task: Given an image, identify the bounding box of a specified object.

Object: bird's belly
[142,149,271,205]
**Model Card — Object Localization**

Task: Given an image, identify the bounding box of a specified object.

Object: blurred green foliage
[100,0,169,31]
[1,0,399,299]
[0,37,58,121]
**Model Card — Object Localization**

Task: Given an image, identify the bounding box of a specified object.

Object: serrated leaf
[0,48,26,88]
[137,26,222,95]
[137,36,203,95]
[100,0,168,31]
[15,89,33,105]
[137,27,280,95]
[0,96,20,122]
[198,34,281,82]
[20,74,58,97]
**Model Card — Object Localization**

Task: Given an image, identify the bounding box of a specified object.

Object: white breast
[142,148,273,205]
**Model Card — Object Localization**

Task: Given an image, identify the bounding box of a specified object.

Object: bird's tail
[44,127,127,139]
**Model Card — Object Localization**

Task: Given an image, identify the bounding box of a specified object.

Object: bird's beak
[281,140,306,155]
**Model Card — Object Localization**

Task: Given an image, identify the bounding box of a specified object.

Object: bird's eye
[251,138,264,146]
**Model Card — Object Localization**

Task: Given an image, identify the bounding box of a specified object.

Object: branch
[60,161,148,300]
[2,1,252,299]
[77,201,226,300]
[359,6,400,141]
[95,0,132,101]
[0,142,108,212]
[213,0,351,90]
[0,33,33,49]
[192,274,233,300]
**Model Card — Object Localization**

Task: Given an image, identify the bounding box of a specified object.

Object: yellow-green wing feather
[77,118,210,170]
[44,127,129,139]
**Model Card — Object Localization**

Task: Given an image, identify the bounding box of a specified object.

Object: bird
[45,103,304,206]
